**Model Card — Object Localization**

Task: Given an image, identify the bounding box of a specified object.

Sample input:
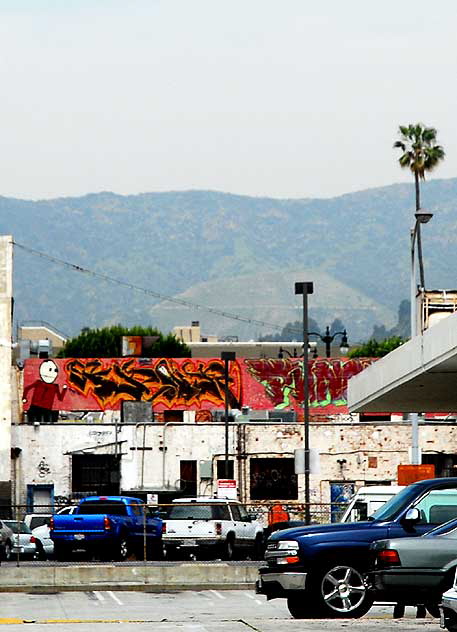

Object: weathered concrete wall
[12,419,457,508]
[0,236,13,508]
[0,562,258,592]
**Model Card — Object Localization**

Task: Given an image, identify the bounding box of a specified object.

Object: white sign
[294,448,321,474]
[147,493,158,505]
[216,479,237,499]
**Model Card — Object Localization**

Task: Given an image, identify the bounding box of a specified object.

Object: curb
[0,563,259,593]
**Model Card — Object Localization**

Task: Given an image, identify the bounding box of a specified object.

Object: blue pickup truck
[50,496,163,561]
[257,477,457,619]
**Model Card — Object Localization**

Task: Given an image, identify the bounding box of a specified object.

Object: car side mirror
[402,507,421,523]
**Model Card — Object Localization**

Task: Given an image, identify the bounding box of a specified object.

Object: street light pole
[410,209,433,465]
[308,326,349,358]
[295,281,313,525]
[221,351,236,479]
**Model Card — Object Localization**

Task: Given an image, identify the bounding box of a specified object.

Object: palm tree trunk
[414,171,420,211]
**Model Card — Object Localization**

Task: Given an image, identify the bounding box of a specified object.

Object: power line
[13,241,302,334]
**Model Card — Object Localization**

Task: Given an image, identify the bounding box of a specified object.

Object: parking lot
[0,590,442,631]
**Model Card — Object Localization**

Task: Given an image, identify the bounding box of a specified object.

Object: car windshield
[167,505,228,520]
[4,521,31,534]
[29,516,51,530]
[369,485,420,521]
[78,501,128,516]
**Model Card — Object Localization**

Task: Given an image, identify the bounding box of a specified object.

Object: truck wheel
[312,563,373,618]
[2,541,12,562]
[287,595,320,618]
[116,535,129,561]
[54,543,69,562]
[443,608,457,632]
[222,535,235,561]
[252,534,264,561]
[146,540,164,561]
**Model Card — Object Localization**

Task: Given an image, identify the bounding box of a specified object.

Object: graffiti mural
[22,356,373,415]
[23,359,68,423]
[244,358,373,414]
[23,358,242,412]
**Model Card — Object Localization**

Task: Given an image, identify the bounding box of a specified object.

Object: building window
[163,410,184,423]
[180,460,197,496]
[216,460,234,479]
[250,458,297,501]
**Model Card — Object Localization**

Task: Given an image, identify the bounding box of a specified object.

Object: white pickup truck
[163,497,264,560]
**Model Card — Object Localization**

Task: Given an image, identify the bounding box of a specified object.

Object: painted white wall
[13,419,457,508]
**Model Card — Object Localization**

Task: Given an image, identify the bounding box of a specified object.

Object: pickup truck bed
[50,496,163,561]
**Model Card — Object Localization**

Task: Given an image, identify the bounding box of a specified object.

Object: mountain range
[2,178,456,343]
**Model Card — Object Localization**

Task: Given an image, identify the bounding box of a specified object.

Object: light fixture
[339,331,349,355]
[415,209,433,224]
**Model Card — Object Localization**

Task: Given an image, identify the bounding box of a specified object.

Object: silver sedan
[3,520,38,560]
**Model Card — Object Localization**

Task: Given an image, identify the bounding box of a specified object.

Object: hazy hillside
[2,178,456,342]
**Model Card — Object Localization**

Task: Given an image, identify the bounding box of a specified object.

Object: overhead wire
[13,241,303,335]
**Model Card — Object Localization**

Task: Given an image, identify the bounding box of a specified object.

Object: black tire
[222,535,235,561]
[3,541,12,562]
[54,543,69,562]
[146,539,164,561]
[252,534,265,561]
[35,540,47,561]
[287,595,320,619]
[310,563,373,618]
[116,534,129,561]
[443,608,457,632]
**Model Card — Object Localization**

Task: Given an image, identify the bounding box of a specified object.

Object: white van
[340,485,404,522]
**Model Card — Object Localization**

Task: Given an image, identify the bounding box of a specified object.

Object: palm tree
[393,124,445,288]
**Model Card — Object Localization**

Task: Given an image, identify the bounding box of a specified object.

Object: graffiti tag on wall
[23,356,373,414]
[244,358,373,412]
[23,358,242,411]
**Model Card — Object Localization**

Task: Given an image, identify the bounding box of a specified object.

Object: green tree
[371,299,410,341]
[348,336,404,358]
[259,318,321,342]
[59,325,191,358]
[393,123,445,287]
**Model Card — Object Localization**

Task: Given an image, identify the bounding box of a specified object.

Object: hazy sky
[1,0,456,200]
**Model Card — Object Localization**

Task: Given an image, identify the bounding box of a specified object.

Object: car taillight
[377,549,401,567]
[49,516,54,530]
[30,536,36,543]
[104,516,112,531]
[162,522,167,534]
[215,522,222,535]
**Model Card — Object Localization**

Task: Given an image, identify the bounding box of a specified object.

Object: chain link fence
[0,500,348,566]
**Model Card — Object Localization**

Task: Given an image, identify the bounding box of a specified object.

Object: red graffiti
[245,358,373,410]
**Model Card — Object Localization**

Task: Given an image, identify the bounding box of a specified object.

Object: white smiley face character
[39,360,59,384]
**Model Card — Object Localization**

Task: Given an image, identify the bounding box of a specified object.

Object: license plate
[74,534,85,540]
[183,540,197,547]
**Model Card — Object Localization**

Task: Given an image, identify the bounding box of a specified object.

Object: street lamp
[308,326,349,358]
[278,342,318,359]
[411,209,433,336]
[294,281,313,525]
[221,351,236,479]
[410,209,433,466]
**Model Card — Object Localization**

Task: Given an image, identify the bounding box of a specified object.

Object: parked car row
[256,477,457,631]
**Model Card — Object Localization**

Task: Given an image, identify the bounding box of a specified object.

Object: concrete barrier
[0,563,260,592]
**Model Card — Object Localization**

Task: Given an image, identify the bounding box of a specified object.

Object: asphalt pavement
[0,590,442,631]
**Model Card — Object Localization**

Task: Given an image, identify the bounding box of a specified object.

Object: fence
[0,500,349,566]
